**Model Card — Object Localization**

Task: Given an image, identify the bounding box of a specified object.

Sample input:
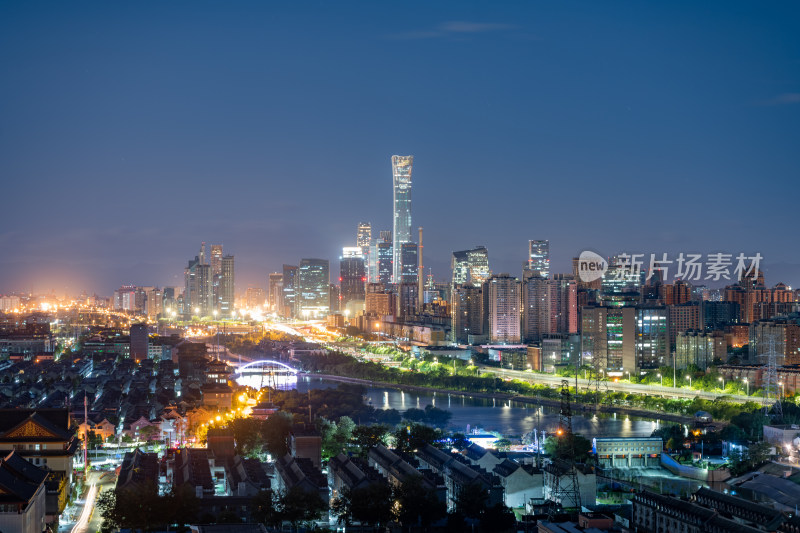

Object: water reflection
[296,378,659,438]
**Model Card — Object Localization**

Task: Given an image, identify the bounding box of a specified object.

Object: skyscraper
[392,155,413,283]
[268,273,283,313]
[377,241,393,289]
[245,287,265,309]
[357,222,372,248]
[184,243,212,317]
[451,246,490,286]
[526,240,550,279]
[211,244,223,309]
[399,243,418,285]
[210,245,223,276]
[298,258,330,318]
[397,242,418,317]
[550,274,578,334]
[219,255,234,317]
[522,277,550,342]
[340,247,366,311]
[282,265,298,318]
[487,274,521,344]
[357,222,372,283]
[581,303,668,375]
[451,284,485,344]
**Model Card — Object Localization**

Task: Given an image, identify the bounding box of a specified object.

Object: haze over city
[2,1,799,295]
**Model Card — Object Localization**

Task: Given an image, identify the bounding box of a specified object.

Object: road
[482,366,755,403]
[69,470,116,533]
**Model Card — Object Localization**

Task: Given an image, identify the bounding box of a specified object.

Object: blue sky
[1,1,798,294]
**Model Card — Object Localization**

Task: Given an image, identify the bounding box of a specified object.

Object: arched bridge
[233,360,299,390]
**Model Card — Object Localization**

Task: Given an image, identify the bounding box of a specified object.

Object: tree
[96,489,121,533]
[393,475,447,531]
[165,484,200,529]
[318,416,355,460]
[139,425,160,442]
[480,502,517,532]
[352,424,389,455]
[262,412,292,457]
[332,482,393,528]
[278,486,327,530]
[451,432,470,450]
[494,438,511,452]
[86,430,103,449]
[455,481,488,520]
[393,423,442,453]
[543,432,592,463]
[251,489,278,528]
[230,417,266,457]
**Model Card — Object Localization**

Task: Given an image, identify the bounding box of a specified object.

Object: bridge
[232,359,299,390]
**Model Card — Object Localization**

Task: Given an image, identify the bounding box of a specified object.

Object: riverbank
[299,372,712,427]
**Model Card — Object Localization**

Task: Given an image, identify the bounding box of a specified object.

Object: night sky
[1,1,798,295]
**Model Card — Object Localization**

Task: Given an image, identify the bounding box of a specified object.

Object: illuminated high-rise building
[184,243,212,317]
[357,222,372,248]
[282,265,298,318]
[451,246,490,287]
[377,241,393,289]
[218,255,234,317]
[245,287,265,310]
[210,245,223,276]
[526,240,550,279]
[550,274,578,335]
[487,273,521,344]
[522,277,550,342]
[357,222,372,283]
[392,155,413,283]
[210,244,223,309]
[298,258,330,318]
[581,303,668,375]
[397,242,418,317]
[340,248,366,311]
[268,273,283,312]
[451,284,485,344]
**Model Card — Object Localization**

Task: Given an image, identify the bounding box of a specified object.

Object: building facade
[488,274,521,344]
[298,259,330,318]
[392,155,413,283]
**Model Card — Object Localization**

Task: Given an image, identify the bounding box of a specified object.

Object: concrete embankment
[298,372,708,426]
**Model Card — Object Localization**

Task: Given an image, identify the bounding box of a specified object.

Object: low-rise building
[0,408,79,520]
[763,424,800,452]
[492,458,543,508]
[633,490,771,533]
[273,455,328,507]
[592,437,663,468]
[290,425,322,470]
[328,453,387,508]
[415,444,504,511]
[0,451,47,533]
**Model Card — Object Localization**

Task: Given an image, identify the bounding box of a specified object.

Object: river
[294,376,666,439]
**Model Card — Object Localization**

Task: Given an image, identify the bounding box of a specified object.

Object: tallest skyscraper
[392,155,413,283]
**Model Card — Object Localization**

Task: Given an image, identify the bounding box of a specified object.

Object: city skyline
[1,1,799,294]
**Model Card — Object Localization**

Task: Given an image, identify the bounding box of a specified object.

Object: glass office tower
[392,155,413,283]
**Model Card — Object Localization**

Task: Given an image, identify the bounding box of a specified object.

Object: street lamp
[686,375,692,388]
[744,377,749,396]
[779,381,785,398]
[718,376,725,391]
[657,373,662,387]
[625,371,630,382]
